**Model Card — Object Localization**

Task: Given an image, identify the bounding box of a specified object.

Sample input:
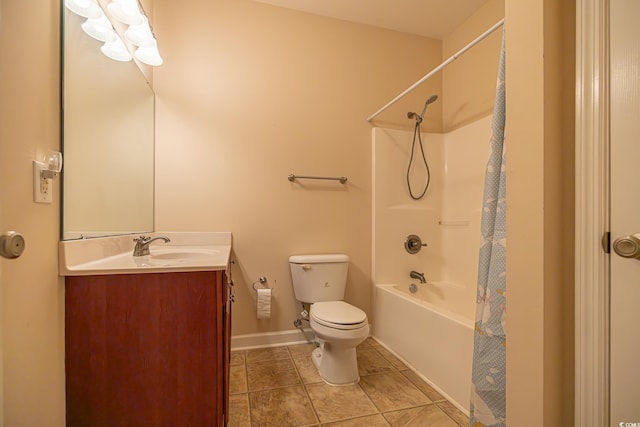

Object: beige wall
[153,0,442,336]
[442,0,505,132]
[0,1,66,426]
[505,0,575,425]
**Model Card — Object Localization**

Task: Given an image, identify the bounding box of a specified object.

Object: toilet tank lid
[289,254,349,264]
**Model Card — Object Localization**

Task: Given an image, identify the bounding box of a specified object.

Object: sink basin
[59,232,232,276]
[149,248,220,261]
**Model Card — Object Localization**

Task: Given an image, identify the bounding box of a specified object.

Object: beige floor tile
[232,344,469,427]
[400,370,446,402]
[383,404,458,427]
[246,358,301,391]
[321,414,390,427]
[374,347,409,371]
[363,337,381,347]
[306,382,378,423]
[292,354,323,384]
[436,401,470,427]
[230,350,246,366]
[288,343,318,358]
[249,385,318,427]
[245,346,291,363]
[357,338,372,351]
[359,372,432,412]
[357,349,396,376]
[230,364,248,394]
[228,393,251,427]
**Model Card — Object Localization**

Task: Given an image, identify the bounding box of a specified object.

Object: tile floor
[228,337,470,426]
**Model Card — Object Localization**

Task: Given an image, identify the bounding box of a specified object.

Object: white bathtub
[373,283,474,413]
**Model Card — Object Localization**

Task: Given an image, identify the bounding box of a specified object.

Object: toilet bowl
[309,301,369,385]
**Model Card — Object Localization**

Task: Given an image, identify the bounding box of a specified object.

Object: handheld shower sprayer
[406,94,438,200]
[407,94,438,124]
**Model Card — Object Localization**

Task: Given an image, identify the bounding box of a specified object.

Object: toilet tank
[289,254,349,303]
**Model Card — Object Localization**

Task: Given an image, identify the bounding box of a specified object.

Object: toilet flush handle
[301,264,312,271]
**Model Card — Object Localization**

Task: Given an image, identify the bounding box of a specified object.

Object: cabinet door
[66,271,225,427]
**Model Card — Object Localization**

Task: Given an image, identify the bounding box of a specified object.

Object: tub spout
[409,270,426,284]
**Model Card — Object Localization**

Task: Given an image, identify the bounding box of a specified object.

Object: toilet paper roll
[256,288,271,319]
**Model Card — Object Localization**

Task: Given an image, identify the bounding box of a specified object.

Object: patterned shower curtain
[469,30,506,427]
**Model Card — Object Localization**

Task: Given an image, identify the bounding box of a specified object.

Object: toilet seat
[310,301,367,330]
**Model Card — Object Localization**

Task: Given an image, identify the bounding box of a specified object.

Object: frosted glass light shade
[82,15,118,43]
[107,0,144,26]
[101,38,133,62]
[65,0,102,19]
[134,43,163,66]
[124,16,155,47]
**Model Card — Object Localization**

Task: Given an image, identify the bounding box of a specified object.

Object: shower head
[419,94,438,117]
[407,94,438,124]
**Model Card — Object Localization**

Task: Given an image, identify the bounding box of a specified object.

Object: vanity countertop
[59,232,232,276]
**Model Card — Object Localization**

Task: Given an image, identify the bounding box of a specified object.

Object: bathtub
[373,283,474,413]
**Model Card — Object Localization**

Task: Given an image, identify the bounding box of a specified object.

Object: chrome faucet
[133,235,171,256]
[409,270,427,284]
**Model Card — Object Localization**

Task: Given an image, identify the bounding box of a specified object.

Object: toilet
[289,254,369,385]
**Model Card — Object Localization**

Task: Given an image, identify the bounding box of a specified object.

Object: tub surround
[58,231,232,276]
[371,117,489,413]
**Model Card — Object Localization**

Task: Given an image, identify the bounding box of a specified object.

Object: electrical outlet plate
[33,161,52,204]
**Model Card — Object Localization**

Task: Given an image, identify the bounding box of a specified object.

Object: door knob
[0,231,26,259]
[612,233,640,259]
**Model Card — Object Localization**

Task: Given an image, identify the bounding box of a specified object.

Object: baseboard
[231,323,375,351]
[231,328,316,350]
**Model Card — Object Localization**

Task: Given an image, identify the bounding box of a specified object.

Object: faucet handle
[133,235,149,243]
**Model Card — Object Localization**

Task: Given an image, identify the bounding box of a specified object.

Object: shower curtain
[470,30,506,427]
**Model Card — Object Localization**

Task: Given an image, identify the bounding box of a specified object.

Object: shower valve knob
[404,234,427,254]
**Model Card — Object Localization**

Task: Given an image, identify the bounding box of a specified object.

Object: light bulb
[107,0,144,26]
[124,16,155,47]
[134,42,163,66]
[101,38,133,62]
[65,0,102,19]
[82,14,118,43]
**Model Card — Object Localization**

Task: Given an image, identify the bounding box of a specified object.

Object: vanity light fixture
[107,0,163,66]
[65,0,163,66]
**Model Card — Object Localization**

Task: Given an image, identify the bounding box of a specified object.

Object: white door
[609,0,640,423]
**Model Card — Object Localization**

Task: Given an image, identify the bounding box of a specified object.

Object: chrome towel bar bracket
[288,174,347,184]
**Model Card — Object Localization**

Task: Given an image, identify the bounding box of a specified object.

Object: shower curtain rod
[366,18,505,122]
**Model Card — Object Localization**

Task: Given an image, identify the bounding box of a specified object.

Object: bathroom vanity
[60,232,233,426]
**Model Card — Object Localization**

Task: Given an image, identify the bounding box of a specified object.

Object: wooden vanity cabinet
[65,270,231,426]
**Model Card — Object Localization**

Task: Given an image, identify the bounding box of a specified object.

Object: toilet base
[313,342,361,386]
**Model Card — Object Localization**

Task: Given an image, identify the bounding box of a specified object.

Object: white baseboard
[231,328,316,350]
[231,323,375,351]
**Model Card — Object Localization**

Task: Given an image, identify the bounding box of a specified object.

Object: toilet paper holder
[252,276,269,291]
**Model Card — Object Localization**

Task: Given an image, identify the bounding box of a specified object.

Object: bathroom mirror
[62,7,154,240]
